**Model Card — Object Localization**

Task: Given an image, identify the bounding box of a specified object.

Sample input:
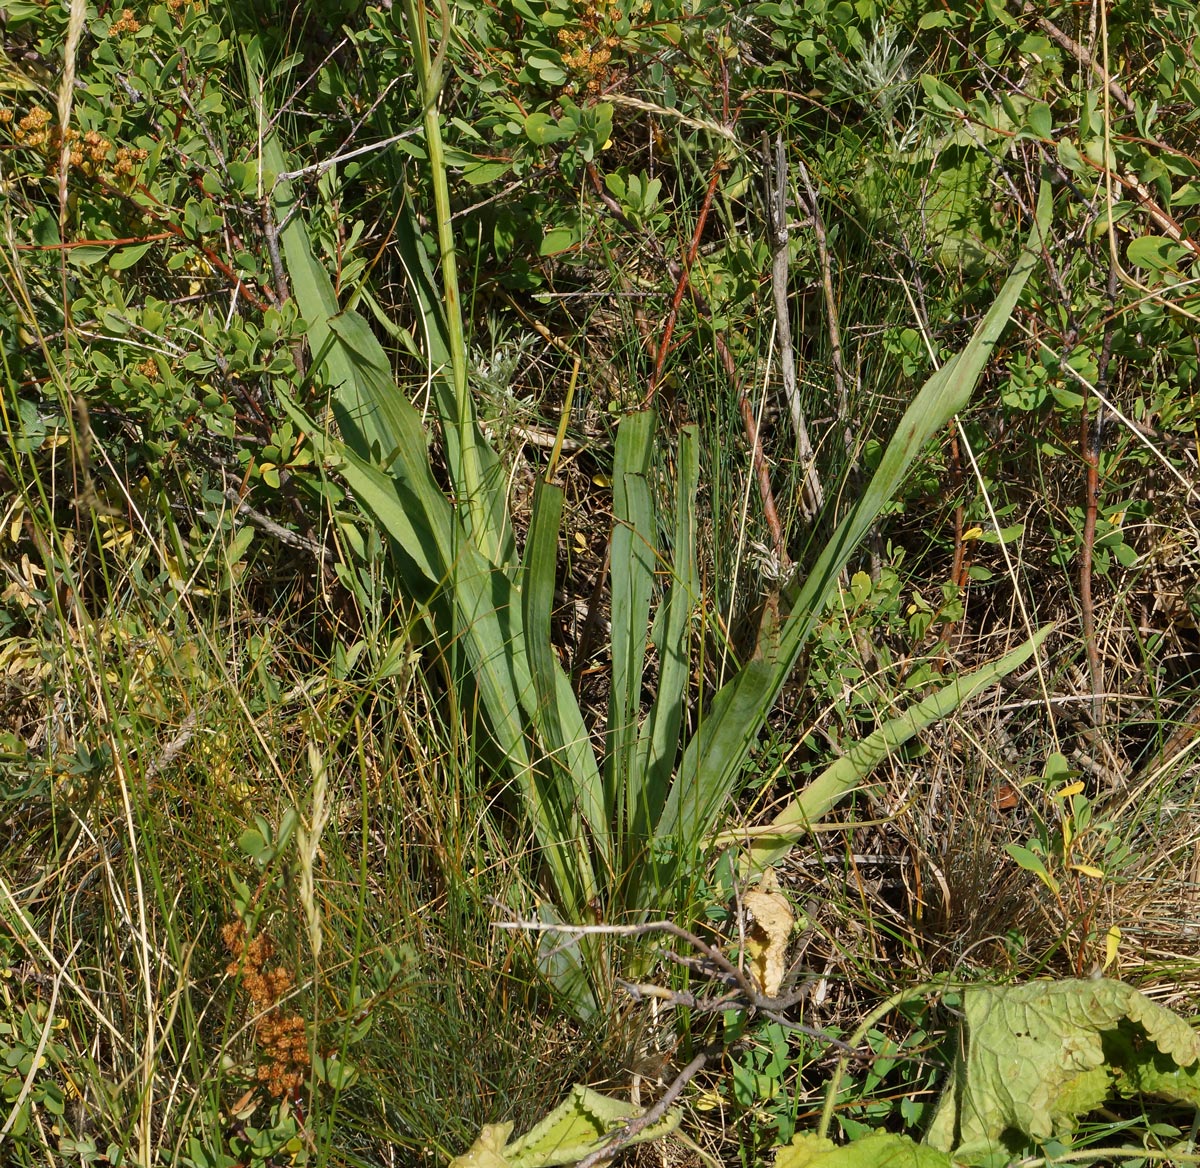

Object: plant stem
[401,0,492,557]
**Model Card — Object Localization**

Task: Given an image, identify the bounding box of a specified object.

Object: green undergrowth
[3,0,1200,1164]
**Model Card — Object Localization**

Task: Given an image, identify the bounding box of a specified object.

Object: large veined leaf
[449,1083,679,1167]
[926,978,1200,1161]
[658,182,1053,860]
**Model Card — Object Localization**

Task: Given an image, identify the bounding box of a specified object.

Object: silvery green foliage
[823,21,924,152]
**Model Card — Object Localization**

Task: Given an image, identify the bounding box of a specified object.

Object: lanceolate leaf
[607,411,656,851]
[264,131,601,909]
[631,425,700,867]
[522,478,608,872]
[266,134,511,564]
[658,182,1053,859]
[278,404,599,917]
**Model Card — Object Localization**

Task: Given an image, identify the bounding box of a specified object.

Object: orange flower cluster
[557,0,650,92]
[222,921,311,1098]
[557,0,622,92]
[1,106,148,178]
[109,8,141,35]
[12,106,53,150]
[68,128,115,171]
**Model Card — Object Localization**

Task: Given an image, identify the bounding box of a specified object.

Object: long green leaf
[263,127,602,914]
[278,400,598,915]
[522,479,609,870]
[262,134,600,902]
[392,214,514,566]
[628,424,700,890]
[658,182,1053,859]
[607,412,656,847]
[742,624,1054,873]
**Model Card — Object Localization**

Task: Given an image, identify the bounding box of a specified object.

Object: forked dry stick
[762,132,824,523]
[492,910,862,1166]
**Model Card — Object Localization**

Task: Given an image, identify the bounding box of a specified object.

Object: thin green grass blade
[607,411,657,850]
[743,625,1055,873]
[657,182,1053,860]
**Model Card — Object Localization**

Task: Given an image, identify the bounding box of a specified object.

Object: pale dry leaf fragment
[740,869,795,997]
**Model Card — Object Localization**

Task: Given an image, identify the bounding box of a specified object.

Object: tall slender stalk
[400,0,494,560]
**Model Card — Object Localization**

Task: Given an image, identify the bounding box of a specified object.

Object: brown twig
[585,138,789,567]
[795,155,851,459]
[493,913,807,1013]
[643,159,724,408]
[734,362,788,567]
[262,197,308,377]
[223,487,334,565]
[1017,1,1134,113]
[574,1048,715,1168]
[494,908,864,1167]
[764,134,823,523]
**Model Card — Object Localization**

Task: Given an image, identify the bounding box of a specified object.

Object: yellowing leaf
[1070,863,1105,878]
[775,1131,953,1168]
[1056,781,1085,797]
[1104,926,1121,970]
[739,869,794,996]
[925,978,1200,1161]
[449,1084,680,1167]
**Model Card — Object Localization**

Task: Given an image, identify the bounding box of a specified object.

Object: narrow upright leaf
[659,183,1053,861]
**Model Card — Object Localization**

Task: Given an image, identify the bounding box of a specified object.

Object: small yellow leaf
[962,526,984,540]
[1056,781,1085,798]
[1103,925,1121,970]
[1070,863,1105,879]
[592,473,612,488]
